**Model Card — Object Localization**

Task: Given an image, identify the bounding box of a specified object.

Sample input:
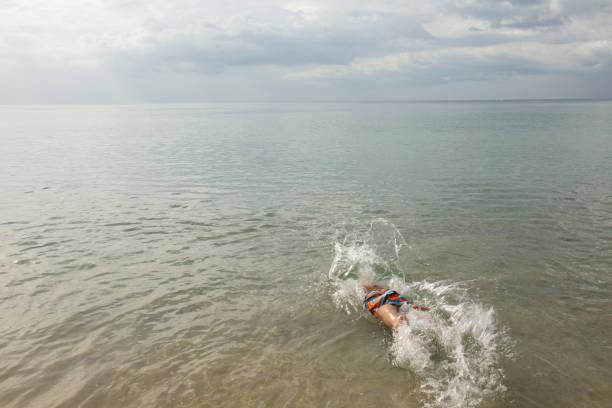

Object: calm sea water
[1,101,611,408]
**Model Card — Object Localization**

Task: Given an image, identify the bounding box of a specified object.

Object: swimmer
[362,285,430,330]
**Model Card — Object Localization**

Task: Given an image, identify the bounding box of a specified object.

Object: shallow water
[1,101,611,407]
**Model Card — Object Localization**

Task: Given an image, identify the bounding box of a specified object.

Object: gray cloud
[102,6,432,73]
[1,0,611,102]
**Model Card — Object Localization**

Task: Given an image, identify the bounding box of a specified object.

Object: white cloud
[1,0,611,102]
[285,39,612,81]
[549,0,563,15]
[423,15,491,38]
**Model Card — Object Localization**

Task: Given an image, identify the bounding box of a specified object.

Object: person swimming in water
[362,285,430,330]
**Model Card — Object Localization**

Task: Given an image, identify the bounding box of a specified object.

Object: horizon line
[1,97,611,106]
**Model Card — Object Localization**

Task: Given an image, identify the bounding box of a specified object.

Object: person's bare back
[361,284,429,330]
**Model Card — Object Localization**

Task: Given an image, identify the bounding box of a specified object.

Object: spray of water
[329,219,509,408]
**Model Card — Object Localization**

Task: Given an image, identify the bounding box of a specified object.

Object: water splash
[329,218,407,282]
[329,219,510,408]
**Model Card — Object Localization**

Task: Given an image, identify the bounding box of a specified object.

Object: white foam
[329,219,510,408]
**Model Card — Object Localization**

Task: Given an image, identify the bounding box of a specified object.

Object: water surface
[1,101,611,407]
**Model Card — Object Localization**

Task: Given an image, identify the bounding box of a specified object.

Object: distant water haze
[0,101,611,407]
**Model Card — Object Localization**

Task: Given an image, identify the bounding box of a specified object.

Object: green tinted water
[1,101,610,407]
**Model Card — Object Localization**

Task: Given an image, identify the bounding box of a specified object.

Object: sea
[1,101,611,408]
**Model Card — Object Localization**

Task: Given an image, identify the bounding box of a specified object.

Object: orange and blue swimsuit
[364,288,429,317]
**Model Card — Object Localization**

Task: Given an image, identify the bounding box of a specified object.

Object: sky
[2,0,612,103]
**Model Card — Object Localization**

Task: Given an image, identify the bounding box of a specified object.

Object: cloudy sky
[2,0,612,102]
